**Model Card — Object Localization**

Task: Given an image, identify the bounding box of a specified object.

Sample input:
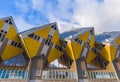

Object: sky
[0,0,120,34]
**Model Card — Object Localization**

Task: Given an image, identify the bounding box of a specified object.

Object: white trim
[2,23,10,32]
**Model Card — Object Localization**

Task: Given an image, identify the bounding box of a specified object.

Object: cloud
[13,16,34,32]
[72,0,120,34]
[13,0,120,34]
[14,0,31,13]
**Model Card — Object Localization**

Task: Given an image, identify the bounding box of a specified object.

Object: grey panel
[113,61,120,80]
[0,38,8,57]
[36,39,45,57]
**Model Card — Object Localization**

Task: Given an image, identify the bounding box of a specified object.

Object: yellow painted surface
[71,41,82,60]
[35,26,51,39]
[23,37,41,58]
[110,45,117,61]
[79,31,90,42]
[86,34,96,63]
[19,36,31,58]
[0,19,23,61]
[2,45,23,61]
[0,20,4,29]
[6,25,19,41]
[115,37,120,45]
[51,30,59,43]
[89,35,95,46]
[100,45,111,62]
[71,31,91,60]
[86,50,96,64]
[47,48,62,63]
[64,41,75,60]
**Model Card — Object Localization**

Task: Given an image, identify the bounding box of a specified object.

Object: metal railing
[42,68,77,80]
[88,71,117,79]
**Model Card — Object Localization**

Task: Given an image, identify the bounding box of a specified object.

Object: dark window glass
[1,30,3,32]
[28,33,34,38]
[37,36,40,41]
[90,30,94,35]
[19,43,22,48]
[11,41,14,45]
[34,35,37,39]
[57,46,59,50]
[1,34,5,41]
[45,39,48,45]
[14,42,17,47]
[5,31,7,34]
[51,25,56,30]
[55,45,57,48]
[75,38,78,42]
[47,40,51,46]
[59,47,62,51]
[80,40,82,44]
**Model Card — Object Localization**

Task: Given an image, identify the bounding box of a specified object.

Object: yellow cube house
[0,17,23,62]
[19,22,62,63]
[60,28,96,63]
[95,32,120,62]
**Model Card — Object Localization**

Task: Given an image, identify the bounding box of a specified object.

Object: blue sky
[0,0,120,34]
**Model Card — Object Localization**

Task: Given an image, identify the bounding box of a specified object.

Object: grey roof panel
[60,28,92,40]
[95,32,120,43]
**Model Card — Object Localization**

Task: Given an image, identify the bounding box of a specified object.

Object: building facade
[0,17,120,82]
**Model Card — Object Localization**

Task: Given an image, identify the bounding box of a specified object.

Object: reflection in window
[42,69,76,80]
[0,69,28,79]
[88,72,116,79]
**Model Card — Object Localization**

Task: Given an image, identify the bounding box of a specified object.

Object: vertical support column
[113,60,120,80]
[76,57,88,82]
[29,55,48,80]
[76,45,89,82]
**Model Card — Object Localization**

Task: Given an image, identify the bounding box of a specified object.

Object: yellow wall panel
[100,45,111,62]
[71,41,83,60]
[64,41,75,60]
[23,38,41,58]
[6,25,19,42]
[1,45,23,61]
[35,26,51,39]
[79,31,90,42]
[0,20,4,29]
[86,51,96,64]
[115,37,120,45]
[51,30,59,43]
[89,35,95,46]
[110,45,117,61]
[48,48,62,63]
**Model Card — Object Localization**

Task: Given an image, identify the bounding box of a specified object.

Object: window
[28,33,34,38]
[51,24,57,30]
[1,34,5,41]
[90,30,94,35]
[59,46,62,51]
[82,70,87,77]
[37,36,40,41]
[17,43,20,48]
[75,38,78,42]
[36,69,41,76]
[88,72,117,79]
[34,35,37,39]
[5,31,7,34]
[1,30,3,32]
[63,41,67,48]
[14,42,17,46]
[45,35,52,46]
[57,46,59,50]
[11,41,14,45]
